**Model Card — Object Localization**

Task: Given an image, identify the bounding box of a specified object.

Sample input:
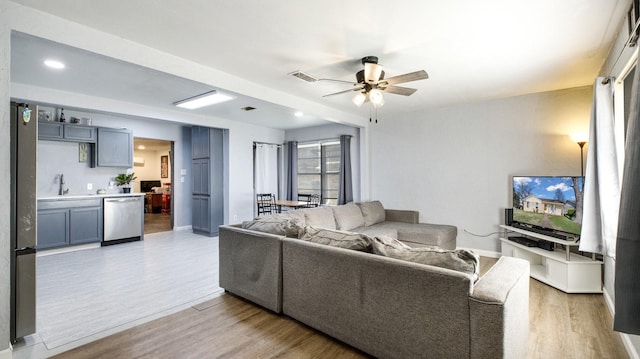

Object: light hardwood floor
[55,257,630,359]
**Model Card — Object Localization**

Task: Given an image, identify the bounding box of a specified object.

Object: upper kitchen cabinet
[96,127,133,167]
[38,122,96,143]
[191,126,210,159]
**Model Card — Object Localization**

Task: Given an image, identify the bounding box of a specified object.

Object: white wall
[369,86,592,253]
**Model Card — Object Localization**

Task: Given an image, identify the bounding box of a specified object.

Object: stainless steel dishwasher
[103,196,143,245]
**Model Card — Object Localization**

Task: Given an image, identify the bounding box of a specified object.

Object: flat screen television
[511,176,583,238]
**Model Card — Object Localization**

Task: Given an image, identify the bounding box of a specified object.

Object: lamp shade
[369,89,384,108]
[352,92,367,107]
[570,132,589,144]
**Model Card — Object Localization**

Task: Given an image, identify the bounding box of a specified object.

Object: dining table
[274,200,309,213]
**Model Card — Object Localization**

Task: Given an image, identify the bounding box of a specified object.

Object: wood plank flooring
[55,257,630,359]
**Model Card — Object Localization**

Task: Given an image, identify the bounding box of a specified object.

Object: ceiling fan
[290,56,428,108]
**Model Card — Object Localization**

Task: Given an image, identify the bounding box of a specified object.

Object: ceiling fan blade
[380,70,428,86]
[364,62,384,84]
[322,86,364,97]
[380,85,418,96]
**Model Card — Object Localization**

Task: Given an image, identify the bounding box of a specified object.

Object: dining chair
[298,193,312,207]
[257,193,277,215]
[309,193,321,207]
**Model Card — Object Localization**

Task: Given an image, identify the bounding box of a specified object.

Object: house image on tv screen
[521,195,575,217]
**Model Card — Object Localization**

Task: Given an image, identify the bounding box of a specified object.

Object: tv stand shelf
[499,225,602,293]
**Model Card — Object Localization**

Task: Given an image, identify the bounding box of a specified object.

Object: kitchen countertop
[38,193,145,200]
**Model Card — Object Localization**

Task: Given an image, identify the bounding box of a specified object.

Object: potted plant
[115,172,137,193]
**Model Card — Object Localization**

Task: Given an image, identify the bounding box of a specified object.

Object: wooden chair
[257,193,277,215]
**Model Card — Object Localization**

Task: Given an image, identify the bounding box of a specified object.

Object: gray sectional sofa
[218,201,530,358]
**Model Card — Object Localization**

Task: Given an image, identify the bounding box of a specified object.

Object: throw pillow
[301,226,371,252]
[300,206,337,230]
[332,202,365,231]
[371,241,480,281]
[357,201,386,226]
[242,218,304,238]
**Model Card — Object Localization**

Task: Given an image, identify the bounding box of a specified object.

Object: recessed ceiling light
[44,59,65,69]
[294,111,304,117]
[137,145,146,150]
[174,90,235,109]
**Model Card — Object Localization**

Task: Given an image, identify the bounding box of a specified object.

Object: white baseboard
[172,225,192,232]
[0,347,12,359]
[603,287,639,359]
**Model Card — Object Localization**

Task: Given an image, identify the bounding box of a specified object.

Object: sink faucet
[59,174,69,195]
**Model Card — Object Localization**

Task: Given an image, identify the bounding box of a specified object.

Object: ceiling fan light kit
[294,55,428,108]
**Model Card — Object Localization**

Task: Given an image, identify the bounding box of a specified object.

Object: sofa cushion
[351,224,398,239]
[374,235,411,250]
[332,203,365,231]
[371,240,480,280]
[242,218,303,238]
[300,207,337,230]
[357,201,386,226]
[301,226,371,252]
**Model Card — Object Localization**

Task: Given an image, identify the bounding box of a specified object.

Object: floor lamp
[570,133,588,177]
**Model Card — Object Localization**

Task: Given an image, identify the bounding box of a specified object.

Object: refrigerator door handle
[15,247,36,255]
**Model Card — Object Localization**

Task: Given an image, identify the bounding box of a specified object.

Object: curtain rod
[253,141,282,147]
[605,17,640,77]
[290,135,353,143]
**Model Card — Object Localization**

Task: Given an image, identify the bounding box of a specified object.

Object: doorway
[134,137,174,234]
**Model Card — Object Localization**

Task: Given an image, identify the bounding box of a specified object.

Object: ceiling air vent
[241,106,256,111]
[289,70,318,83]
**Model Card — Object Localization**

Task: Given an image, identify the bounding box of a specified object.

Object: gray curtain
[614,66,640,334]
[285,141,298,201]
[337,135,353,205]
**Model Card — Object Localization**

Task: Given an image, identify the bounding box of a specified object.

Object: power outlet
[87,183,93,190]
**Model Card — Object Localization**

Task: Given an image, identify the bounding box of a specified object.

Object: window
[297,140,340,205]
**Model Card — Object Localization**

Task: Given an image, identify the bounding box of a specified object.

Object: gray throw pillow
[371,240,480,281]
[332,203,365,231]
[301,226,371,252]
[242,218,304,238]
[357,201,386,226]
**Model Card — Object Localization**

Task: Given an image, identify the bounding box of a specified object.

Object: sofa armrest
[469,256,529,359]
[218,225,284,313]
[385,209,419,224]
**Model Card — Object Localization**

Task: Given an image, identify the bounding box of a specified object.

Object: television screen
[512,176,583,236]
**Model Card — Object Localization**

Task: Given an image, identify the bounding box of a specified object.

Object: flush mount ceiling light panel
[173,90,235,109]
[43,59,65,69]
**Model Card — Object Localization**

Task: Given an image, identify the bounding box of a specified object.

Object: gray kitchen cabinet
[37,198,103,250]
[38,122,64,140]
[191,126,210,159]
[191,126,225,236]
[64,124,96,143]
[96,127,133,167]
[69,205,103,245]
[37,208,69,249]
[192,158,210,195]
[191,195,211,233]
[38,122,96,143]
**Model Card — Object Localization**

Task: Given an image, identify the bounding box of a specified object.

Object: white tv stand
[499,225,602,293]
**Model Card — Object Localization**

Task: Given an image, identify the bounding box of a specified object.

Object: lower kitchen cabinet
[37,198,103,250]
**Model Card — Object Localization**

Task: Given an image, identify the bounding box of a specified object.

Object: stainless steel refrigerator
[10,102,37,342]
